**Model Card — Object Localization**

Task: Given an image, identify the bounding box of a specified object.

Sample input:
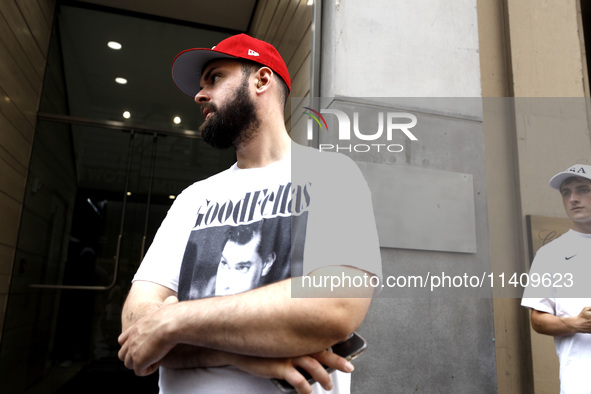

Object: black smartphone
[271,332,367,393]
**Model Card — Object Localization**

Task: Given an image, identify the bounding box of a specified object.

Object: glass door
[1,119,234,392]
[0,3,236,391]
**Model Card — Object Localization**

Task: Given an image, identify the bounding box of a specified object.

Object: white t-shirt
[134,143,382,393]
[521,229,591,394]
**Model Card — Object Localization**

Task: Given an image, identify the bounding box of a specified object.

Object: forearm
[118,267,374,378]
[162,344,354,393]
[121,280,176,331]
[531,309,587,336]
[160,345,233,369]
[164,266,374,358]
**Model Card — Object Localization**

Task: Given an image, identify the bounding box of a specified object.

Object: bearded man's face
[200,75,260,149]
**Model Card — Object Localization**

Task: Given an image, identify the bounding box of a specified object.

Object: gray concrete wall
[317,1,497,392]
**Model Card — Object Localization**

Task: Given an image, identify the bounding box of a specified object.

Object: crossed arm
[118,265,374,393]
[530,307,591,336]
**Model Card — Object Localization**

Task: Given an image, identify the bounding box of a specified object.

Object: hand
[118,296,179,376]
[231,349,354,394]
[574,306,591,333]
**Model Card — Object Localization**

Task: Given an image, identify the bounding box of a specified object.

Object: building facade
[1,0,590,392]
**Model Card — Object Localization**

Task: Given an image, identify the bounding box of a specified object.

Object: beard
[199,78,260,149]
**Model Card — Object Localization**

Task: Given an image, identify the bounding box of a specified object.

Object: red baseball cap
[171,33,291,97]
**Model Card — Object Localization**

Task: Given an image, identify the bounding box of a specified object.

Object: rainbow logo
[303,107,328,132]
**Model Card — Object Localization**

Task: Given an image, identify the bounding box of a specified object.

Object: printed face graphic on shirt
[177,185,310,302]
[215,228,276,296]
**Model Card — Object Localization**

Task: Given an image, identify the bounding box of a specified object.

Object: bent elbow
[530,320,544,334]
[326,297,372,342]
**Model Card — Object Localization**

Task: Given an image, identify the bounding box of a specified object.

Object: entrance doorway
[1,118,234,392]
[0,3,239,391]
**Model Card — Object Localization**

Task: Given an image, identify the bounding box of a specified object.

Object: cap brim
[548,172,591,189]
[549,173,571,189]
[171,48,236,97]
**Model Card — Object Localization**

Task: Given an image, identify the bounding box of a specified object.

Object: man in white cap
[117,34,381,394]
[522,164,591,394]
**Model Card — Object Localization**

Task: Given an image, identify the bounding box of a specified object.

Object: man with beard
[118,34,382,394]
[199,61,260,149]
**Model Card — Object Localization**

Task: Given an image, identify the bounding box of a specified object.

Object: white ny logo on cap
[248,49,260,56]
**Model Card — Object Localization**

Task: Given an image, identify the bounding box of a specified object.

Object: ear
[255,66,273,93]
[261,251,276,276]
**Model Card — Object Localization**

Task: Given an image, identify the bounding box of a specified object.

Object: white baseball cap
[549,164,591,189]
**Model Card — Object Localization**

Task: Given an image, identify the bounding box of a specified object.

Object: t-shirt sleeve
[302,153,382,280]
[132,187,199,292]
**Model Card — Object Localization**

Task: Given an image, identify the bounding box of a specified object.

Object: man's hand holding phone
[230,348,353,393]
[269,332,368,393]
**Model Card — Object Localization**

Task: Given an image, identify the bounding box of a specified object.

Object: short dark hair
[226,221,274,260]
[560,176,591,190]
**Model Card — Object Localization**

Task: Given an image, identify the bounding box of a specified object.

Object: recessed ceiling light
[173,116,181,124]
[123,111,131,119]
[108,41,122,50]
[115,77,127,85]
[169,195,176,200]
